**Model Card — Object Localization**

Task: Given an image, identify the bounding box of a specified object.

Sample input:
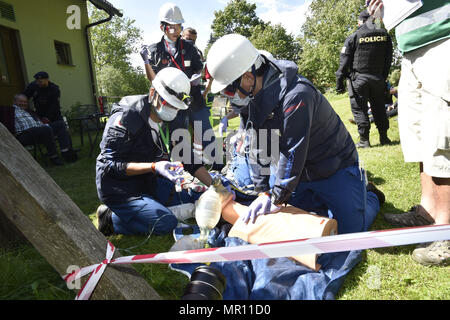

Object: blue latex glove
[154,161,184,183]
[242,193,281,224]
[140,45,150,64]
[218,117,228,137]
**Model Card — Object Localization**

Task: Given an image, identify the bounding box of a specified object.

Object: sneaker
[411,240,450,266]
[96,204,114,236]
[356,139,370,148]
[383,205,435,227]
[367,182,385,206]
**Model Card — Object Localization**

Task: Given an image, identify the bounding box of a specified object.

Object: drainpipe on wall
[84,13,113,107]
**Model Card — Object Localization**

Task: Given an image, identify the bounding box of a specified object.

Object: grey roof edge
[88,0,123,17]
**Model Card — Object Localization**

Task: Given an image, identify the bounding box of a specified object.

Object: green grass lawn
[1,94,448,300]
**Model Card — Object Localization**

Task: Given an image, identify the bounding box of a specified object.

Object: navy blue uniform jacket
[95,95,202,205]
[244,60,358,204]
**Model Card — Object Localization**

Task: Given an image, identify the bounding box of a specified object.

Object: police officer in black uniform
[140,3,216,165]
[336,10,393,148]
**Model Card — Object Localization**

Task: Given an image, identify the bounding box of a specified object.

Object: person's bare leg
[431,176,450,224]
[419,163,435,219]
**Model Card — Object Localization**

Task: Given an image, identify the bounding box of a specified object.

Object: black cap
[359,10,371,22]
[34,71,49,79]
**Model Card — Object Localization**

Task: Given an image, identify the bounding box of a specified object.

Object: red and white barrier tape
[63,224,450,300]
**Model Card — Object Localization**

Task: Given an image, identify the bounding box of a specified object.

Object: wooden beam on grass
[0,123,160,300]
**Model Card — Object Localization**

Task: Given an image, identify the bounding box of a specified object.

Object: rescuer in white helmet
[140,3,217,167]
[207,34,385,234]
[95,67,213,237]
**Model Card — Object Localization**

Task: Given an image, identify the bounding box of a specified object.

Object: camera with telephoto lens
[181,265,226,300]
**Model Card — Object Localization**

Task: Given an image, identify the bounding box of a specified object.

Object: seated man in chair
[12,94,63,166]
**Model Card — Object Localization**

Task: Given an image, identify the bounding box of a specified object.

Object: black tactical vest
[352,24,390,76]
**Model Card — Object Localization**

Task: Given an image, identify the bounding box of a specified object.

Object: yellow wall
[0,0,96,110]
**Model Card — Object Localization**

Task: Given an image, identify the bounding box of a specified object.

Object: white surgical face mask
[164,34,176,44]
[156,104,178,122]
[230,91,252,107]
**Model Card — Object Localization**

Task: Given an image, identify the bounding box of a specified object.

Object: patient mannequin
[219,196,338,271]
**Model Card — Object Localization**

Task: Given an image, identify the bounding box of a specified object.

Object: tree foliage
[88,4,149,98]
[297,0,365,91]
[207,0,299,61]
[211,0,264,39]
[250,23,301,62]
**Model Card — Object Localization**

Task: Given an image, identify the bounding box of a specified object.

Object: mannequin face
[161,23,182,42]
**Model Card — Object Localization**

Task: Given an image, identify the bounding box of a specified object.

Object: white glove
[218,117,228,137]
[154,161,184,183]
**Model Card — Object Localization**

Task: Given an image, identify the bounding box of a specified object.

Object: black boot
[49,155,64,166]
[379,131,392,145]
[356,136,370,148]
[62,149,78,162]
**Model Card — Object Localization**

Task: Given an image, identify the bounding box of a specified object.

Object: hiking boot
[412,240,450,266]
[96,204,114,236]
[356,139,370,148]
[383,205,435,227]
[367,182,385,206]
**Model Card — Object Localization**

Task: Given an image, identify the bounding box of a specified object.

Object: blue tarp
[170,225,362,300]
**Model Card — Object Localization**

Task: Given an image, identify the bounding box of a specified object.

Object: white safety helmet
[207,34,261,94]
[258,49,274,61]
[159,3,184,25]
[152,67,191,110]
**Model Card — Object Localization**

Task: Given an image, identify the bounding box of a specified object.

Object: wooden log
[0,123,160,300]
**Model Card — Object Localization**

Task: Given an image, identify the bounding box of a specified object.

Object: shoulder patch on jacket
[113,114,126,130]
[284,101,306,114]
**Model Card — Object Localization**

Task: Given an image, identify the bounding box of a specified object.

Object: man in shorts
[369,0,450,266]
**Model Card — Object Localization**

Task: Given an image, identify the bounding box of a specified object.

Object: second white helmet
[207,34,261,94]
[152,67,191,110]
[159,3,184,25]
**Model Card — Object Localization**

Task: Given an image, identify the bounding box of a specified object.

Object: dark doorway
[0,25,25,107]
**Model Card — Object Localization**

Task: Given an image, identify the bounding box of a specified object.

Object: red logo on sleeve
[285,101,306,114]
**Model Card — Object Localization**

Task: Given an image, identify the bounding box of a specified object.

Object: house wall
[0,0,96,111]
